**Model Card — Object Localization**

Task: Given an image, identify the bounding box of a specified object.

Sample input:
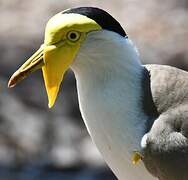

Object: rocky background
[0,0,188,179]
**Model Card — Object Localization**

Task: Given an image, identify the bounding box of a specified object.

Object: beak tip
[8,78,15,88]
[7,71,24,88]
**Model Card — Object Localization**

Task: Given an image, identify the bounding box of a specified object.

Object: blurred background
[0,0,188,179]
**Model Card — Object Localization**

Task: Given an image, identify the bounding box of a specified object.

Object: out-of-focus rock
[0,77,109,178]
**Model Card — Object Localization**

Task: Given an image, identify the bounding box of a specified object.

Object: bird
[8,7,188,180]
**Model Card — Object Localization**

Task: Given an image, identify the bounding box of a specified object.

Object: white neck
[71,31,149,179]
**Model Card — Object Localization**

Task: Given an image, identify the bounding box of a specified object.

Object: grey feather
[141,65,188,180]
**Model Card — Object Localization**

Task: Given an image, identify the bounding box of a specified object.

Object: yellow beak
[8,45,44,88]
[8,41,79,108]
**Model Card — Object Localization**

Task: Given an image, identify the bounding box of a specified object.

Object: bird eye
[67,31,81,42]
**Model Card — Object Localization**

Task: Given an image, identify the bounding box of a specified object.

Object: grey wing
[141,65,188,180]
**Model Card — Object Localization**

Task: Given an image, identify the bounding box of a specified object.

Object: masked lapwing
[8,7,188,180]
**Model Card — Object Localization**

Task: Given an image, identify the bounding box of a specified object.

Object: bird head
[8,7,126,108]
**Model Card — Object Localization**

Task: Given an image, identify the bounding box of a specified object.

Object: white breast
[75,74,155,180]
[71,30,156,179]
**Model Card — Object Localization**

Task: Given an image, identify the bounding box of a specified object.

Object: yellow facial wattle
[42,13,101,107]
[42,37,81,108]
[8,12,102,108]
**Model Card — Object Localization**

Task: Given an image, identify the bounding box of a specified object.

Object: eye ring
[67,31,81,42]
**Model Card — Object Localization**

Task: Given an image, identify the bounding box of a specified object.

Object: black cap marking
[63,7,127,37]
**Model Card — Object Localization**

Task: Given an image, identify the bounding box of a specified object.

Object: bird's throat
[71,32,150,179]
